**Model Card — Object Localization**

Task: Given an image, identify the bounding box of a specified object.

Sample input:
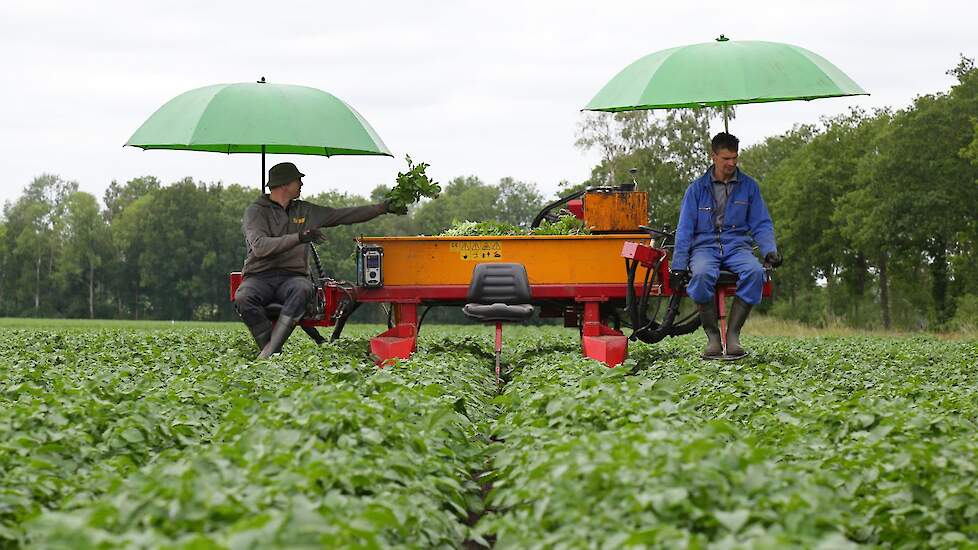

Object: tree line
[0,173,545,321]
[1,58,975,329]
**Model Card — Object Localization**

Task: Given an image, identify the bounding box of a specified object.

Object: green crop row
[477,335,978,549]
[0,329,497,548]
[2,325,977,548]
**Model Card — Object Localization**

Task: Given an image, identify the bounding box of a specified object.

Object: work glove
[384,199,408,216]
[764,251,783,268]
[669,269,690,292]
[298,228,325,243]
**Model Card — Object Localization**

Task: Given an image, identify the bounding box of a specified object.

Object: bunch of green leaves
[440,215,591,236]
[529,214,591,235]
[440,220,523,236]
[385,155,441,214]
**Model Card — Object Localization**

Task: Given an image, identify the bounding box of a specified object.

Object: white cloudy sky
[0,0,973,207]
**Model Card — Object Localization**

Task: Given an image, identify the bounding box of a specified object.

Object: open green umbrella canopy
[126,81,391,156]
[585,36,867,113]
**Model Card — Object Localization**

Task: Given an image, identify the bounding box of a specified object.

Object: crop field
[1,321,977,549]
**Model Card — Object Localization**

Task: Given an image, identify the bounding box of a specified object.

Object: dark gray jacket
[241,195,386,276]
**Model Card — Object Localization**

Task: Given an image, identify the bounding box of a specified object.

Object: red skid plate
[580,301,628,367]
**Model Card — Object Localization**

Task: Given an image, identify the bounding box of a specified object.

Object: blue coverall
[671,167,777,305]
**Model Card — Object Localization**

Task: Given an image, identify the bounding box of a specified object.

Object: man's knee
[286,278,315,300]
[690,268,719,288]
[234,284,262,310]
[234,290,267,326]
[741,262,766,284]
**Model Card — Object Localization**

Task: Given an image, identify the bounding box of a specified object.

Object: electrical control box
[356,243,384,288]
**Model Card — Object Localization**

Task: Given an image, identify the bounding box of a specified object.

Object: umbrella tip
[716,34,729,42]
[257,76,266,83]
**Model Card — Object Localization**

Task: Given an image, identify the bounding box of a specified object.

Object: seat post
[494,321,503,385]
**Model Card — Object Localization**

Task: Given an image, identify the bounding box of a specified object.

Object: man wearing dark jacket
[670,133,782,359]
[235,162,398,357]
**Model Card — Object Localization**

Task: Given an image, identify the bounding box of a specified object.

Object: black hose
[417,305,434,332]
[530,190,586,228]
[330,301,362,342]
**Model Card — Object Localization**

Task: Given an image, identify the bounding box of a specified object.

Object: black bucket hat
[267,162,305,188]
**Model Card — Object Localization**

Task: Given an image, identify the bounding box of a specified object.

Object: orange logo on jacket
[292,217,305,225]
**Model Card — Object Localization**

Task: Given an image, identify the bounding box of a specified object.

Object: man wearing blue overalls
[670,132,782,359]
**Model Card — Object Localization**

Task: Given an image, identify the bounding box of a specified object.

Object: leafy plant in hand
[385,155,441,215]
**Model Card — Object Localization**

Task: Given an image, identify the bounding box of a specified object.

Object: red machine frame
[229,240,771,368]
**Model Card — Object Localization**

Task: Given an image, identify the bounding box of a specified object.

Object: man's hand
[764,251,783,268]
[298,228,325,243]
[384,199,408,216]
[669,269,690,292]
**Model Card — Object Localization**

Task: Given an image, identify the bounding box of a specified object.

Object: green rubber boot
[725,297,753,359]
[698,302,723,359]
[258,315,299,358]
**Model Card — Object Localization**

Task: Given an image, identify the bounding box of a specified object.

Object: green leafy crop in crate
[385,155,441,214]
[440,215,591,236]
[440,220,523,236]
[529,215,591,235]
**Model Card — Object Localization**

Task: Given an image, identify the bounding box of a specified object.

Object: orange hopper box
[583,191,648,232]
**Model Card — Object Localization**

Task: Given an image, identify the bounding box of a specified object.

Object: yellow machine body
[583,191,648,232]
[358,234,649,286]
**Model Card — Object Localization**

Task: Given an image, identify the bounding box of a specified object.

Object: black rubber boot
[258,315,299,358]
[247,320,272,352]
[697,302,723,359]
[725,297,753,358]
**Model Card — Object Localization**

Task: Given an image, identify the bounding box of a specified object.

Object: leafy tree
[576,109,721,229]
[843,57,978,325]
[56,192,112,318]
[103,176,161,221]
[2,175,78,315]
[492,177,545,228]
[413,176,499,235]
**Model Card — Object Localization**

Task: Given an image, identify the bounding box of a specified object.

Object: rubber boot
[258,315,299,358]
[725,297,753,358]
[247,320,272,352]
[697,302,723,359]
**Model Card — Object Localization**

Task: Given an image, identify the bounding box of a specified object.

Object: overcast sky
[1,0,974,208]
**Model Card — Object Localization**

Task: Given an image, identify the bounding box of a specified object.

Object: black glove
[384,199,408,216]
[764,251,783,268]
[669,269,690,292]
[298,228,325,243]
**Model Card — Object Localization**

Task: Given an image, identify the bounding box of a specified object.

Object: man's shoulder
[737,170,760,187]
[244,196,275,216]
[288,199,326,213]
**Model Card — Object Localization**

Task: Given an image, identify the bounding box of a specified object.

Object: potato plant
[1,324,976,548]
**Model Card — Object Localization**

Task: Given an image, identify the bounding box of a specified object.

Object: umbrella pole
[722,106,729,133]
[261,145,266,194]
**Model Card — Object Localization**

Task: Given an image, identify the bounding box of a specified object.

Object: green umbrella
[126,79,392,191]
[585,36,867,131]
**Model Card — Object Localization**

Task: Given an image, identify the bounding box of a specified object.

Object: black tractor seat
[462,302,534,322]
[462,263,535,322]
[717,270,738,286]
[462,263,534,384]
